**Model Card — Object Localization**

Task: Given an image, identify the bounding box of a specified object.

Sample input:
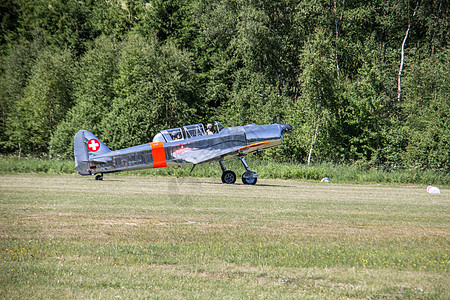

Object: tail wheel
[221,170,236,184]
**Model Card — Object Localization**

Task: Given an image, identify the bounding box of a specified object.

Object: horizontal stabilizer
[85,156,112,164]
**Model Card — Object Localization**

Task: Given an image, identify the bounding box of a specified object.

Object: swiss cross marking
[87,139,100,152]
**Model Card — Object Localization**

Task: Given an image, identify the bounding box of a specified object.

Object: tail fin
[74,130,111,175]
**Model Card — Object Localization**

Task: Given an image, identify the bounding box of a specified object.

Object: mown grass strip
[1,175,448,298]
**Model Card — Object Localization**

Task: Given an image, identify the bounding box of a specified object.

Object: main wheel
[221,170,236,184]
[95,174,103,181]
[242,174,257,185]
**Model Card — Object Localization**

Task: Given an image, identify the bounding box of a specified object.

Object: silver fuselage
[77,124,289,175]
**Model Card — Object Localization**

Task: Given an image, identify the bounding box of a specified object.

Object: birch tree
[300,29,337,165]
[397,2,419,102]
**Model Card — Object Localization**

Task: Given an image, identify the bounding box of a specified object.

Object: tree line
[0,0,448,171]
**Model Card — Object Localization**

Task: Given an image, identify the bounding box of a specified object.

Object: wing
[174,142,269,165]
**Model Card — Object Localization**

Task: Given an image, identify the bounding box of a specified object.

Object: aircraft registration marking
[150,142,167,168]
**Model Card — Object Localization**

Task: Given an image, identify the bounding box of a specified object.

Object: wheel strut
[240,157,250,171]
[219,160,227,172]
[240,157,258,185]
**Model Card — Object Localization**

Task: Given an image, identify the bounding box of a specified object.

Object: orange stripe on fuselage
[150,142,167,168]
[238,141,269,151]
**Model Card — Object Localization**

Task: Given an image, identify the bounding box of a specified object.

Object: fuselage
[79,123,291,175]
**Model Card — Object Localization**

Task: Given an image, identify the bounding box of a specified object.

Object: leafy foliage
[401,48,450,170]
[8,47,74,155]
[102,33,198,149]
[50,35,120,157]
[0,0,448,170]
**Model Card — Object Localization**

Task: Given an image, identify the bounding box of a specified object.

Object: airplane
[74,121,292,185]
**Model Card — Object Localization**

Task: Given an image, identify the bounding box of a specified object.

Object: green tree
[102,33,199,150]
[0,36,46,153]
[221,72,284,126]
[0,0,20,56]
[136,0,188,42]
[9,47,74,155]
[50,35,120,157]
[190,0,239,114]
[401,47,449,170]
[339,38,395,164]
[16,0,95,55]
[90,0,139,38]
[298,28,339,164]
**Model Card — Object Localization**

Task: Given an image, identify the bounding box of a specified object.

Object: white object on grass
[427,186,440,194]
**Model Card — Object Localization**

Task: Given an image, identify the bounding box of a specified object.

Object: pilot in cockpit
[171,131,182,140]
[206,123,215,135]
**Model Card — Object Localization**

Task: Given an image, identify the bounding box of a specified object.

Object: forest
[0,0,448,171]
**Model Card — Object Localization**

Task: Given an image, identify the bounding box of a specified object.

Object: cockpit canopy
[152,121,224,143]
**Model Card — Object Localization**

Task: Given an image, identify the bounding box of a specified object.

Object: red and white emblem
[87,139,100,152]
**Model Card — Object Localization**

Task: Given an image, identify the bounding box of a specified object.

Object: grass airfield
[1,174,449,299]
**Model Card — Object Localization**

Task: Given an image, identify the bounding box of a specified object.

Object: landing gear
[219,161,236,184]
[95,174,103,181]
[242,173,257,185]
[222,170,237,184]
[240,157,257,185]
[219,158,258,185]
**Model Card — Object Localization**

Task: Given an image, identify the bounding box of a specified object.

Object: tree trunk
[15,114,21,159]
[397,23,410,102]
[398,2,418,102]
[333,0,340,77]
[308,115,321,166]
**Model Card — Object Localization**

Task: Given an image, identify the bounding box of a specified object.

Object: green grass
[0,174,448,299]
[1,156,449,186]
[0,156,75,174]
